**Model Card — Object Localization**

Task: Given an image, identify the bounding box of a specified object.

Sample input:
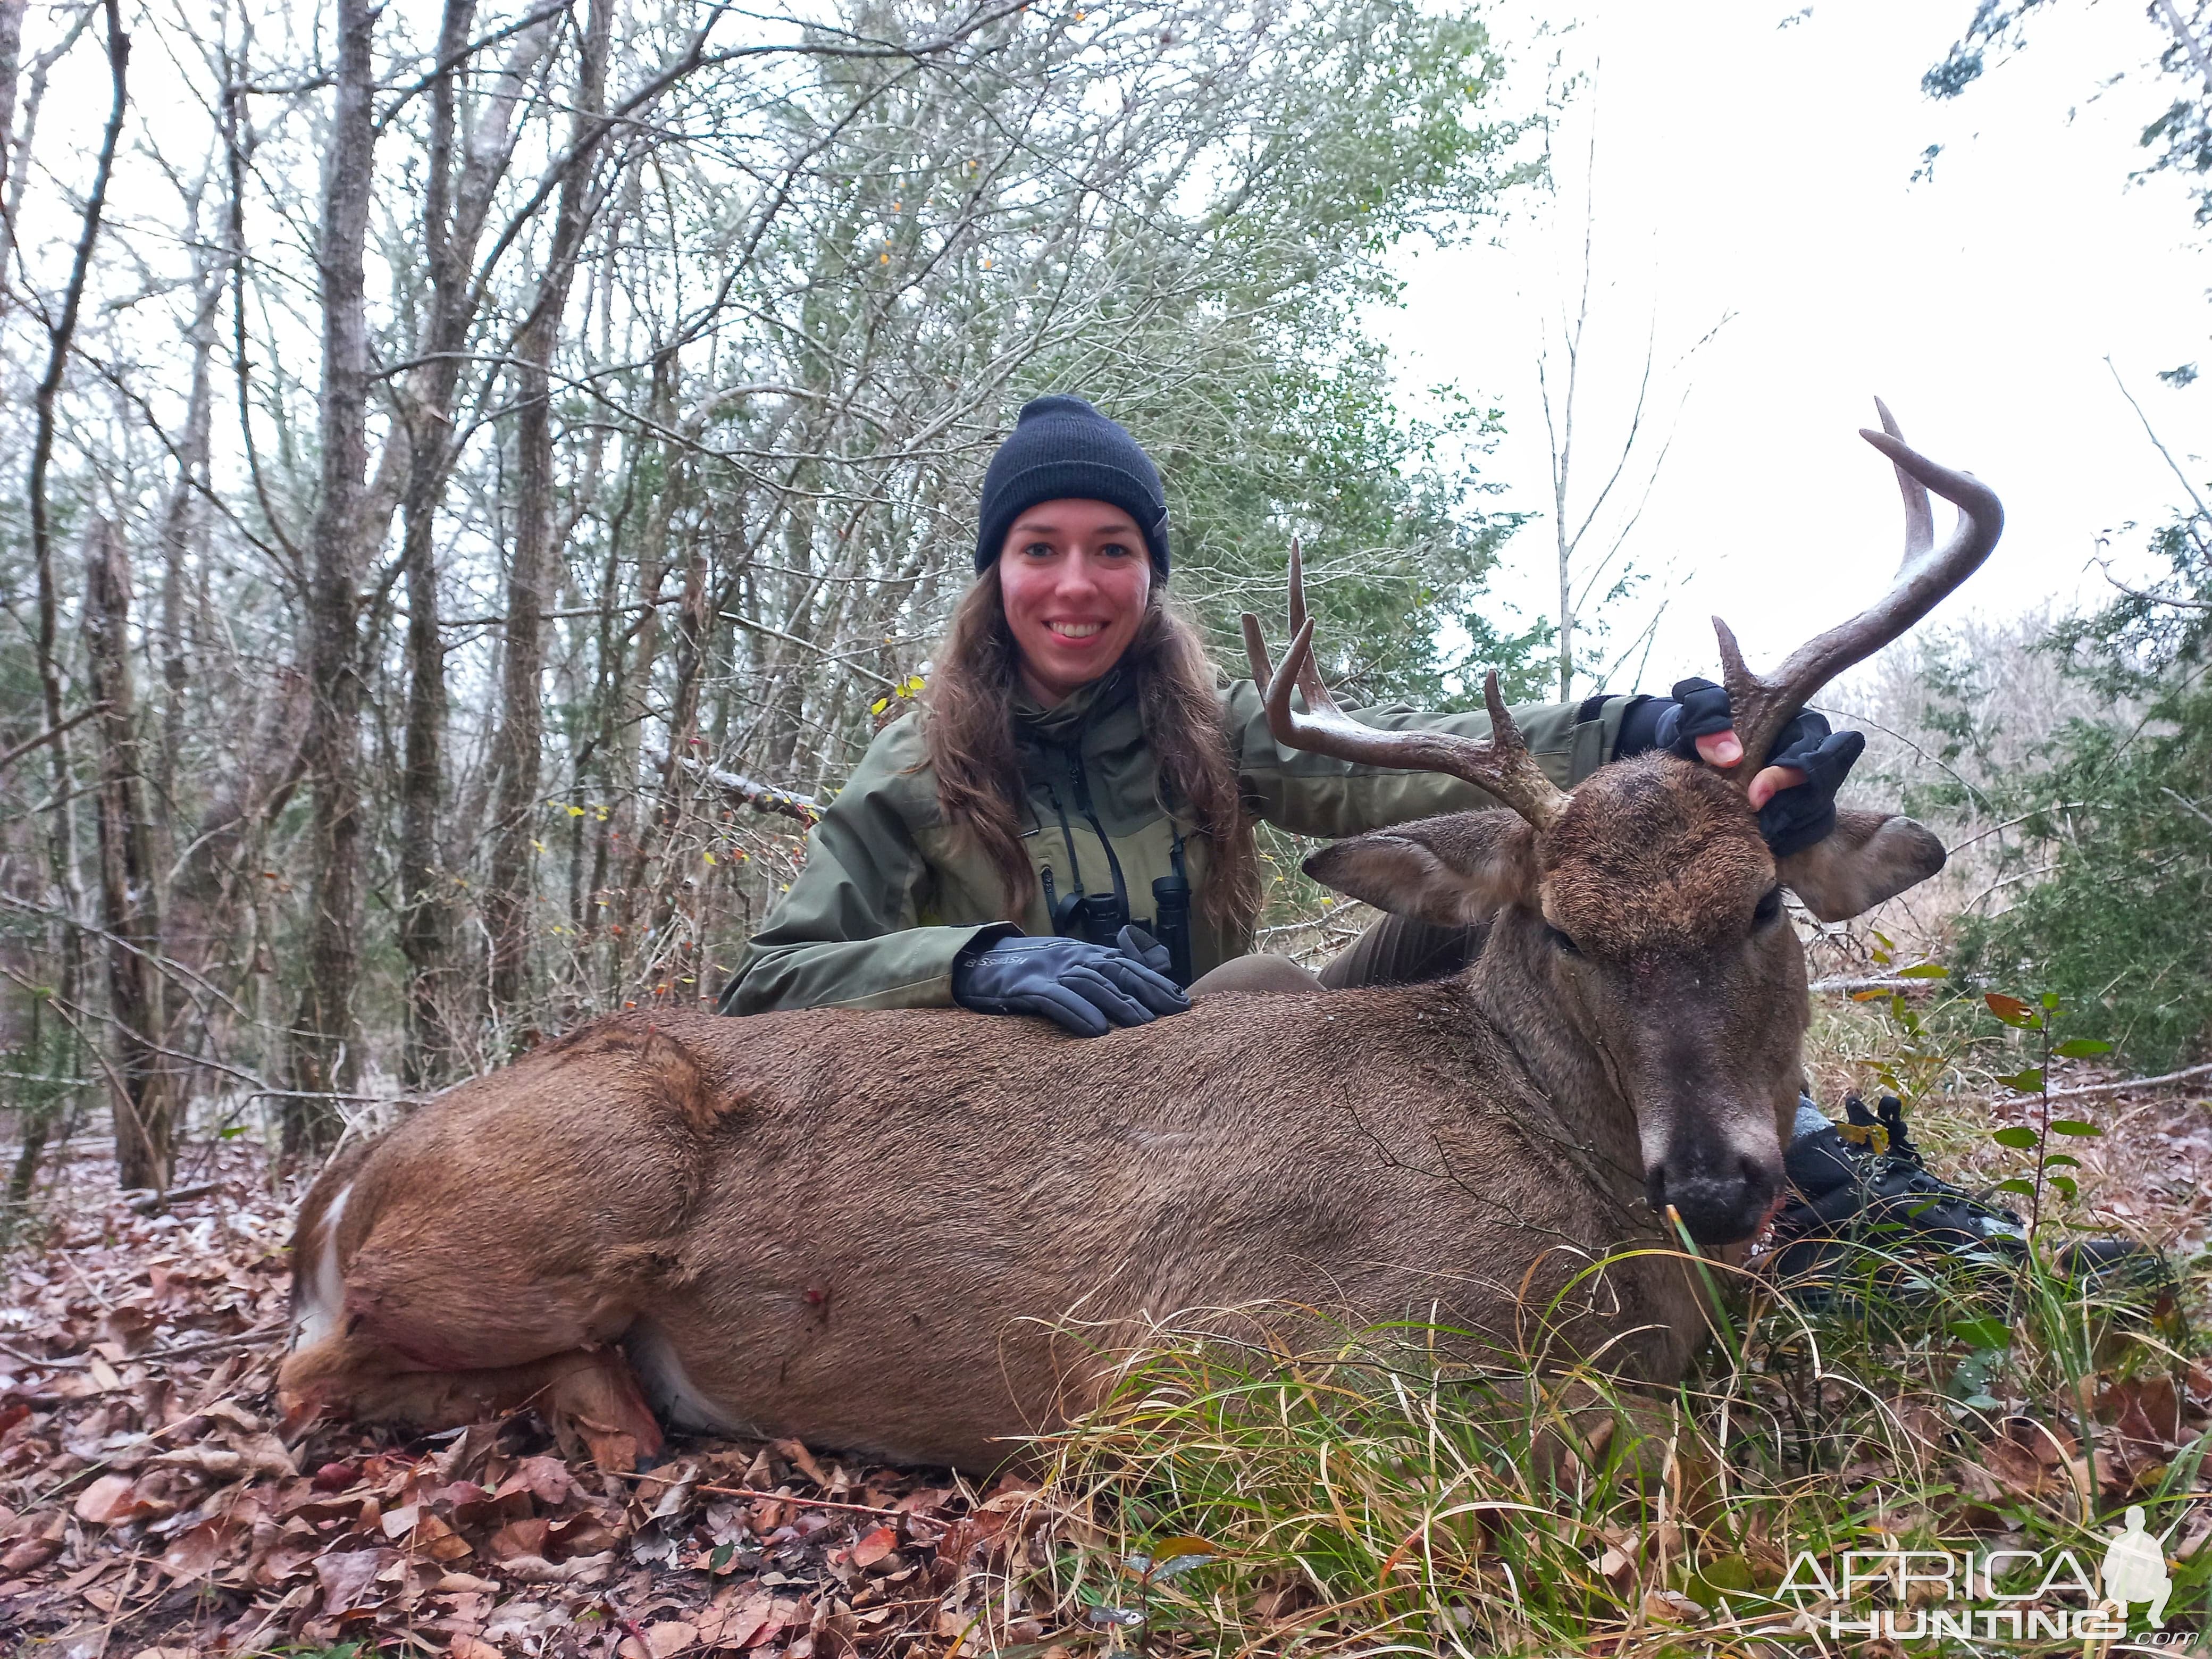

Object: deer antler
[1241,540,1570,829]
[1713,400,2005,774]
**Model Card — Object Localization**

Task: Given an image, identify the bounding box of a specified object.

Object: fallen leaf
[1589,1546,1633,1585]
[1644,1588,1704,1624]
[775,1437,833,1487]
[1,1536,63,1574]
[851,1524,898,1569]
[313,1547,388,1614]
[489,1515,551,1562]
[74,1473,140,1526]
[499,1548,616,1585]
[515,1453,574,1505]
[1978,1434,2050,1499]
[156,1522,228,1583]
[2104,1377,2186,1448]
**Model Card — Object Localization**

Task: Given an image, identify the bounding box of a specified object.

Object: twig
[1808,975,1940,995]
[0,702,109,775]
[648,748,820,824]
[125,1180,222,1214]
[0,1321,283,1372]
[2042,1061,2212,1103]
[2099,559,2212,611]
[2107,356,2212,527]
[692,1482,913,1519]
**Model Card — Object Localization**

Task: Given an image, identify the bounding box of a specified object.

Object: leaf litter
[0,1142,1062,1657]
[5,1059,2212,1655]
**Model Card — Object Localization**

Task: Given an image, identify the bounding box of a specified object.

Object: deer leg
[280,1214,660,1471]
[281,1335,663,1472]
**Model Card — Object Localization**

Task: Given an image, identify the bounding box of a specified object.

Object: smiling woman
[716,393,1866,1034]
[999,501,1154,705]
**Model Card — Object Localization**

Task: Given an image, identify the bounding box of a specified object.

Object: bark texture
[82,518,175,1191]
[286,0,379,1154]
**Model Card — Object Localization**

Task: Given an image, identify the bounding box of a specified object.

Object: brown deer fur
[279,754,1945,1472]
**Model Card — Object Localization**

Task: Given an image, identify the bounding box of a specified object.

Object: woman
[718,394,1855,1034]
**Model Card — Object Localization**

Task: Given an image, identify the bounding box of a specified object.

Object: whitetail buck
[279,406,2000,1473]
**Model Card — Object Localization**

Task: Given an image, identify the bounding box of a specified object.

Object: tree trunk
[644,535,710,943]
[398,0,563,1084]
[21,0,127,1183]
[483,313,561,1021]
[484,0,612,1025]
[0,0,25,217]
[81,518,175,1192]
[158,253,219,850]
[284,0,378,1156]
[397,447,452,1084]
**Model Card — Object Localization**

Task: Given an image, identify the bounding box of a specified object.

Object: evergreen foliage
[1924,507,2212,1069]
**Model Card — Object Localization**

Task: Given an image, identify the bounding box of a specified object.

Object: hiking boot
[1767,1093,2166,1302]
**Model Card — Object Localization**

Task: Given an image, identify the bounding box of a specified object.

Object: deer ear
[1775,808,1947,923]
[1303,812,1537,928]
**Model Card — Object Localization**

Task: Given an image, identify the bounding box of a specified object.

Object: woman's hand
[952,929,1189,1036]
[1685,728,1804,808]
[1650,678,1867,855]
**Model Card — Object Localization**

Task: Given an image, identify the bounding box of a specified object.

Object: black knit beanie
[974,394,1170,579]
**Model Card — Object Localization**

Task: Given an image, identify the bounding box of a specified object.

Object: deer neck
[1464,911,1644,1192]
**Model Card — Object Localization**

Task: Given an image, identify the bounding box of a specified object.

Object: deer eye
[1545,923,1582,957]
[1753,886,1784,927]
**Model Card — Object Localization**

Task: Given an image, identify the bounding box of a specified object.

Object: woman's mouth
[1047,622,1105,641]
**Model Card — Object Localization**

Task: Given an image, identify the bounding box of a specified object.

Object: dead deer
[278,405,2001,1473]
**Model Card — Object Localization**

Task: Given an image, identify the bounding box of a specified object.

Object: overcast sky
[1380,0,2212,697]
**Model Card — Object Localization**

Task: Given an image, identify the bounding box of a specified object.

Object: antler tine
[1241,550,1569,829]
[1712,402,2005,774]
[1873,397,1934,564]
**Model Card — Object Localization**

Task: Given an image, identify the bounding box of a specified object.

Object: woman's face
[997,498,1152,705]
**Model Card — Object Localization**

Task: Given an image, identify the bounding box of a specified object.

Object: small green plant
[1842,933,1972,1106]
[1981,988,2110,1234]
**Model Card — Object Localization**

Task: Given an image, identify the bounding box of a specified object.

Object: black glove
[951,926,1189,1037]
[1623,678,1866,857]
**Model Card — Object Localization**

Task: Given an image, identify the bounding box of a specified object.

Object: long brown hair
[920,571,1261,933]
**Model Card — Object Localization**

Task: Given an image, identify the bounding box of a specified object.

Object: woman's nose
[1054,550,1104,596]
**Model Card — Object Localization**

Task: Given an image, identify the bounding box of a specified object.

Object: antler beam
[1713,400,2005,773]
[1241,541,1570,830]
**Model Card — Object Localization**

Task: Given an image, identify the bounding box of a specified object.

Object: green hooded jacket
[718,674,1633,1014]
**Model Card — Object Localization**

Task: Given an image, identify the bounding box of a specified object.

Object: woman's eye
[1021,541,1054,559]
[1098,541,1133,559]
[1753,886,1784,926]
[1546,923,1581,957]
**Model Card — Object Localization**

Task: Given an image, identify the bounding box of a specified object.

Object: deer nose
[1645,1147,1782,1247]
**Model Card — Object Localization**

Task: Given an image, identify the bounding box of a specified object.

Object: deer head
[1245,406,2001,1245]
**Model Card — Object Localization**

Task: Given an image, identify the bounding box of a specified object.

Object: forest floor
[0,998,2209,1657]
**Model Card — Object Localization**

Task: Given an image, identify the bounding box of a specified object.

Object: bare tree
[485,0,614,1025]
[1534,113,1723,701]
[81,517,174,1190]
[285,0,380,1155]
[0,0,1540,1192]
[397,3,560,1082]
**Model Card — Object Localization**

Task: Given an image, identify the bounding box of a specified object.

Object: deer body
[282,409,2000,1472]
[283,868,1724,1470]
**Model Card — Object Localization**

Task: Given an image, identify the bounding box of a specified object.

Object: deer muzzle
[1643,1129,1784,1248]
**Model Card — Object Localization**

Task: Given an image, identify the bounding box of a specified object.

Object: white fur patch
[291,1183,350,1352]
[625,1319,745,1434]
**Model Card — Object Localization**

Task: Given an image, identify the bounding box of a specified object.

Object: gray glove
[951,925,1189,1037]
